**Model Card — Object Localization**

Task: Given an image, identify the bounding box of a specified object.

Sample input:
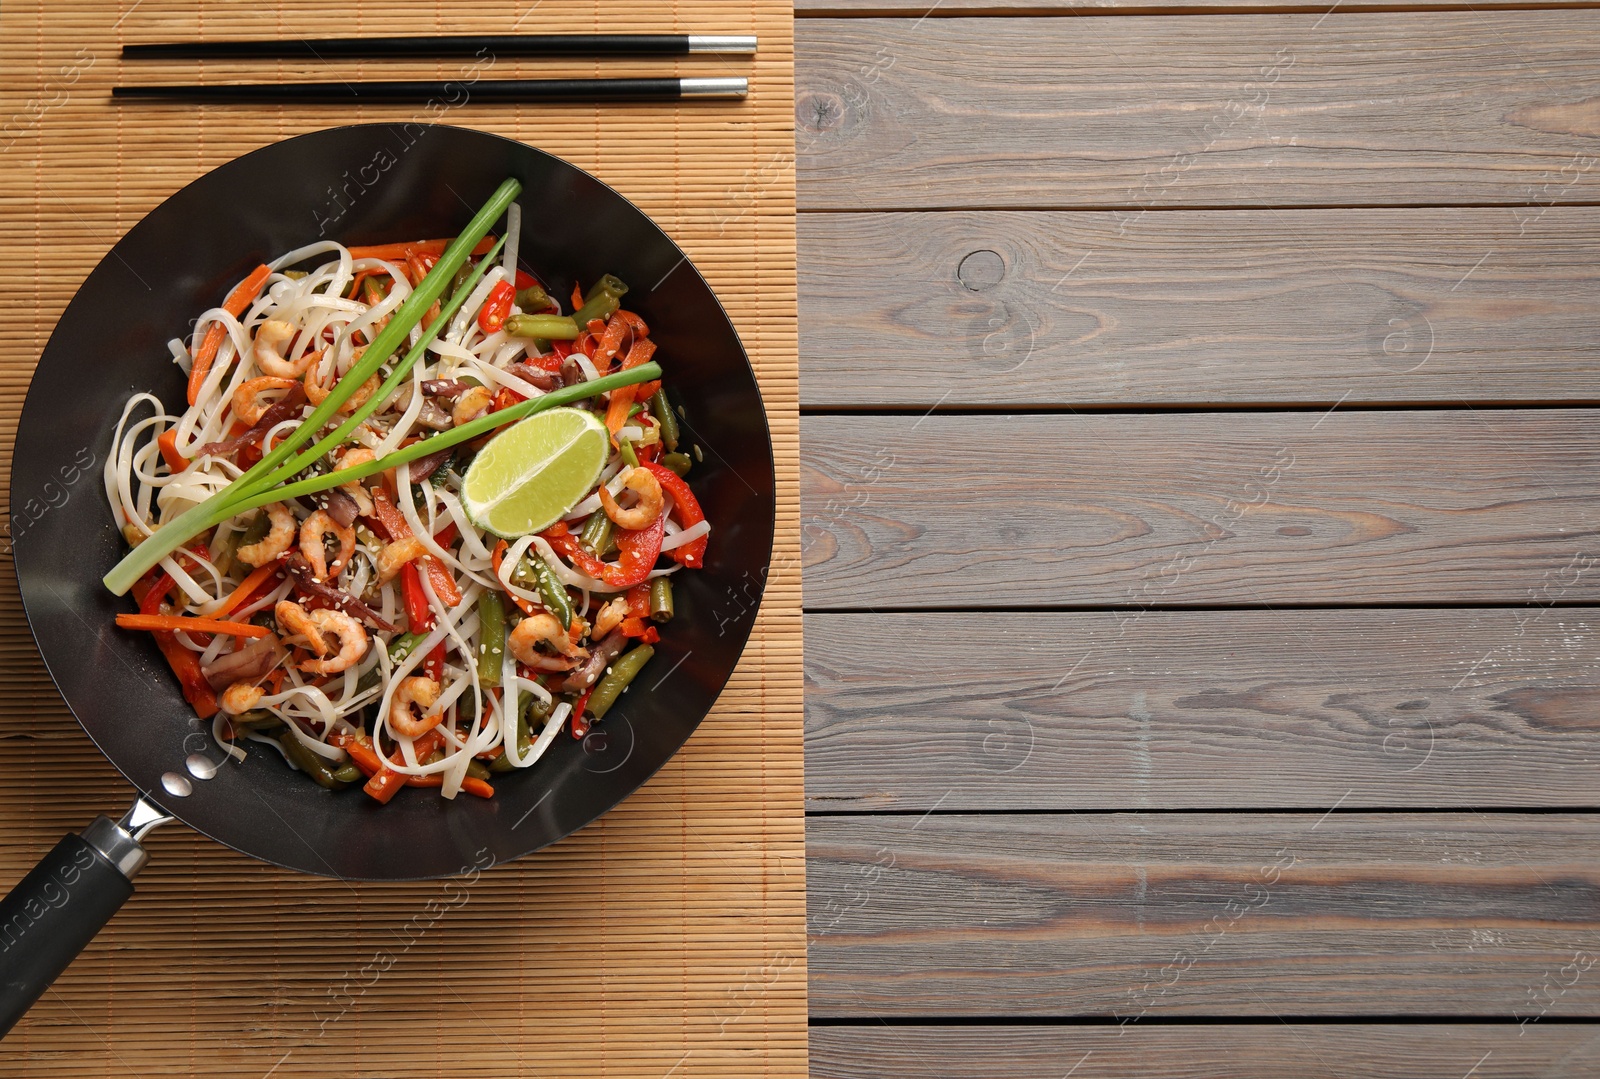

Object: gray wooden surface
[797,0,1600,1071]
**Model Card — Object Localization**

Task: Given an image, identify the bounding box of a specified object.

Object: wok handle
[0,819,145,1038]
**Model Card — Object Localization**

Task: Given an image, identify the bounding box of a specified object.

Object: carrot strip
[117,613,269,638]
[212,563,280,618]
[187,263,272,406]
[157,429,188,473]
[345,236,497,263]
[342,731,491,801]
[603,336,658,445]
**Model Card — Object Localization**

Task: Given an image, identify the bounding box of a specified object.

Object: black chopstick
[122,34,757,60]
[112,77,748,104]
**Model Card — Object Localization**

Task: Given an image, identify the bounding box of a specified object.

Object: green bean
[466,758,492,782]
[451,259,477,296]
[230,709,282,731]
[489,690,548,771]
[477,591,506,688]
[515,283,550,311]
[617,438,639,468]
[586,274,629,302]
[505,313,580,340]
[361,276,390,307]
[280,736,349,790]
[571,275,628,328]
[579,510,613,556]
[587,644,654,721]
[649,389,680,451]
[649,577,674,623]
[282,269,308,280]
[661,452,692,477]
[332,762,364,784]
[532,559,574,630]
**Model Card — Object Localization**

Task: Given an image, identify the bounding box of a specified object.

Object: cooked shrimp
[592,596,629,639]
[276,602,368,674]
[300,509,357,580]
[275,600,328,654]
[253,319,315,378]
[509,612,588,665]
[598,466,664,530]
[231,376,298,425]
[388,675,443,738]
[375,536,427,583]
[237,503,296,567]
[451,385,493,427]
[333,445,376,516]
[304,348,377,413]
[219,681,264,715]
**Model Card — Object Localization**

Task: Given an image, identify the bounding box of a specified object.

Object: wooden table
[794,2,1600,1074]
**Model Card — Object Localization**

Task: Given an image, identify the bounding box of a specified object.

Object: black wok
[0,124,774,1034]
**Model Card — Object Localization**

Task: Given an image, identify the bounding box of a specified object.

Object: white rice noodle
[572,352,601,383]
[660,520,712,553]
[502,203,521,282]
[464,357,545,401]
[447,266,507,341]
[212,715,248,763]
[168,337,192,376]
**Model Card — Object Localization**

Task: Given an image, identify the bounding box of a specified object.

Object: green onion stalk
[105,178,522,595]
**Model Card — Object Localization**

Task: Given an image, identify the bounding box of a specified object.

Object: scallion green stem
[103,178,523,595]
[234,235,506,502]
[219,361,661,519]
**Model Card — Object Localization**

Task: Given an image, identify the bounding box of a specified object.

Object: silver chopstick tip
[680,77,749,98]
[686,35,758,54]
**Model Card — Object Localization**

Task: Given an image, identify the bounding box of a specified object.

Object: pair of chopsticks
[115,34,756,104]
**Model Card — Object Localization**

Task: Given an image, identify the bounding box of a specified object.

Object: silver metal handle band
[79,798,175,880]
[686,35,758,54]
[680,77,749,98]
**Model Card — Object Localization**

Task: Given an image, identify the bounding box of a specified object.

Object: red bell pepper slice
[129,546,220,718]
[641,461,707,568]
[400,561,432,633]
[541,514,664,590]
[478,280,515,334]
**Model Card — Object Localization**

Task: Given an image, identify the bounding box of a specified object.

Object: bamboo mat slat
[0,3,803,1076]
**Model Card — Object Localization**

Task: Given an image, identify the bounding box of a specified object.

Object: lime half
[461,406,609,537]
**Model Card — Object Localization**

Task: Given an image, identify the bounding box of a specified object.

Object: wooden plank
[807,813,1600,1016]
[0,2,807,1077]
[798,208,1600,407]
[810,1024,1600,1078]
[796,15,1600,209]
[799,0,1600,11]
[800,411,1600,608]
[804,609,1600,810]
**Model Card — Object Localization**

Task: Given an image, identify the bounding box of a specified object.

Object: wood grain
[798,208,1600,407]
[805,609,1600,810]
[808,813,1600,1017]
[0,2,805,1077]
[799,0,1600,11]
[801,411,1600,609]
[810,1025,1600,1078]
[795,15,1600,210]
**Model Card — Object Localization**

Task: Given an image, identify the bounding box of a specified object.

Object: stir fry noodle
[106,199,707,803]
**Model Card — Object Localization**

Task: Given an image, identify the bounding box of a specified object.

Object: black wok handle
[0,818,147,1037]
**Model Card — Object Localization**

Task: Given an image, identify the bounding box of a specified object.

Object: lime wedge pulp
[461,406,609,537]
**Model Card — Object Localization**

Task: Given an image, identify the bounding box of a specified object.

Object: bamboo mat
[0,2,802,1075]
